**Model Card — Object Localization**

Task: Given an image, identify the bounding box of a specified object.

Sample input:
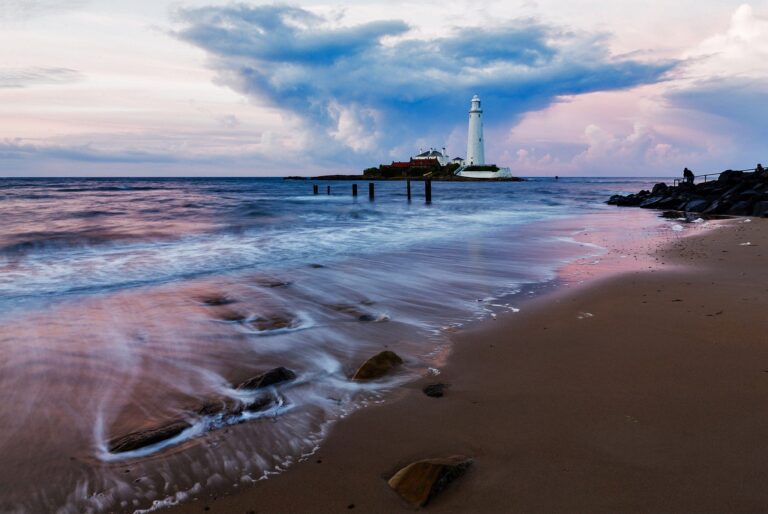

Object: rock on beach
[108,420,192,453]
[423,383,447,398]
[236,366,297,390]
[387,456,473,507]
[352,351,403,381]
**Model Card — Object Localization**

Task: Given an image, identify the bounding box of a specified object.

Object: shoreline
[1,178,674,513]
[163,215,768,513]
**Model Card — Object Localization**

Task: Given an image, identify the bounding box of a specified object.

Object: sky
[0,0,766,177]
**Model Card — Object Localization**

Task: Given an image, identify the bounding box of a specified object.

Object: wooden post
[313,184,318,195]
[369,182,375,201]
[327,185,331,195]
[407,179,411,201]
[425,179,432,204]
[352,184,358,196]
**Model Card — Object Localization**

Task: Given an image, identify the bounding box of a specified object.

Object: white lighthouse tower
[466,94,485,166]
[455,94,514,178]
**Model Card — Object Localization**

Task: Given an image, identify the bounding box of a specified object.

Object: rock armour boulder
[607,170,768,217]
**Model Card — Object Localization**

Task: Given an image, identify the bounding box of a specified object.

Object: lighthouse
[466,94,484,166]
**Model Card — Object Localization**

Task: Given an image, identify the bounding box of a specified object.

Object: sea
[0,177,677,513]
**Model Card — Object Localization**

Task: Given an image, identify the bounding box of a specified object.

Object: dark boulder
[753,201,768,217]
[197,399,242,417]
[608,168,768,218]
[702,200,724,215]
[721,183,748,200]
[639,195,664,208]
[249,315,297,331]
[200,294,238,306]
[237,367,297,390]
[387,456,473,507]
[327,303,367,316]
[256,279,292,288]
[244,396,275,413]
[727,200,753,216]
[657,195,687,210]
[352,351,403,381]
[608,193,642,206]
[326,303,386,322]
[109,420,191,453]
[358,314,379,322]
[215,309,248,322]
[718,169,744,183]
[738,188,764,198]
[684,198,710,212]
[423,383,447,398]
[197,395,273,420]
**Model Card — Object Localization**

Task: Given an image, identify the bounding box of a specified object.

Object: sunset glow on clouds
[1,0,766,176]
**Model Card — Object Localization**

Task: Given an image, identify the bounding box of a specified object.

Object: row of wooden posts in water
[313,180,432,203]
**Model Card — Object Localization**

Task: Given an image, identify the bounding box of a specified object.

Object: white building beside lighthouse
[455,94,513,179]
[466,94,485,166]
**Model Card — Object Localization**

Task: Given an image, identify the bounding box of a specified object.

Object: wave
[54,186,164,192]
[0,177,673,513]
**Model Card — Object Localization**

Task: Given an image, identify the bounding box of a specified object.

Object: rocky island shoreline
[305,174,524,182]
[287,165,525,182]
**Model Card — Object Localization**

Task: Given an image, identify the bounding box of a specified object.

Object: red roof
[387,157,441,168]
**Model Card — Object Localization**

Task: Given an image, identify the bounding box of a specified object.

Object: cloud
[572,123,696,172]
[668,78,768,138]
[174,4,678,164]
[0,0,88,21]
[504,122,701,176]
[683,4,768,79]
[670,3,768,133]
[0,67,83,88]
[0,139,179,163]
[0,136,334,177]
[662,4,768,166]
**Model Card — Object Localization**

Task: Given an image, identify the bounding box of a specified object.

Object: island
[305,161,523,182]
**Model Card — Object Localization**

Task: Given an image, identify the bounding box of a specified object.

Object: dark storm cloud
[667,77,768,143]
[175,3,678,158]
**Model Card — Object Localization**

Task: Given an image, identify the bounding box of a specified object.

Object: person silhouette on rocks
[683,168,695,184]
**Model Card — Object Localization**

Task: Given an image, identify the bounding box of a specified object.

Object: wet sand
[169,217,768,513]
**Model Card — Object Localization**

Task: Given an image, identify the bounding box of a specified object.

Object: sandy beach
[7,2,768,511]
[166,217,768,514]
